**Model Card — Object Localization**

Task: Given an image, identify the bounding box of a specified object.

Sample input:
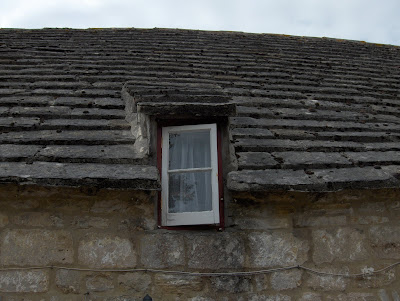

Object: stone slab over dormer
[122,81,236,118]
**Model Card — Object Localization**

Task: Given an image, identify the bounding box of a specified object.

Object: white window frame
[161,123,220,226]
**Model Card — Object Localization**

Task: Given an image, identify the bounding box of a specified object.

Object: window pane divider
[168,167,212,174]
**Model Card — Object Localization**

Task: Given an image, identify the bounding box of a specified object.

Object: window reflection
[168,171,212,213]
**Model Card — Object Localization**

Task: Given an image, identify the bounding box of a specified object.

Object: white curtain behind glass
[168,131,212,213]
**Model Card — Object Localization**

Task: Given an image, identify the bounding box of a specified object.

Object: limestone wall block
[233,217,290,230]
[295,214,347,227]
[369,225,400,259]
[118,272,151,292]
[154,274,204,293]
[247,232,309,268]
[312,228,369,264]
[8,199,40,210]
[90,198,139,214]
[298,293,322,301]
[78,234,136,268]
[85,274,114,292]
[71,216,110,229]
[270,270,303,291]
[140,233,184,268]
[359,202,386,213]
[210,275,251,293]
[0,229,73,265]
[306,267,349,291]
[11,212,64,227]
[254,274,269,291]
[350,216,389,225]
[118,215,156,231]
[187,233,244,269]
[0,270,49,293]
[55,269,81,294]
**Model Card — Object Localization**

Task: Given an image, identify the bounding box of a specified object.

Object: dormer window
[161,123,221,226]
[122,81,236,229]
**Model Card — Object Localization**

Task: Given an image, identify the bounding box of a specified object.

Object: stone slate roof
[0,28,400,191]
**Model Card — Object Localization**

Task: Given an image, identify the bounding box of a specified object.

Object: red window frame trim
[156,119,225,230]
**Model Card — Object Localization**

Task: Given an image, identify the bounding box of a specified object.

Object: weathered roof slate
[0,28,400,191]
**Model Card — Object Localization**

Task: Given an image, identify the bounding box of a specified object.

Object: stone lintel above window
[122,81,236,118]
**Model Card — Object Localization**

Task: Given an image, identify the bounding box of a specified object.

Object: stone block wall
[0,184,399,300]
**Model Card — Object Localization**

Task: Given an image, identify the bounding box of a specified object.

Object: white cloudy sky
[1,0,399,46]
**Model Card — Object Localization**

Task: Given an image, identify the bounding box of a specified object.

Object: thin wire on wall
[0,261,399,278]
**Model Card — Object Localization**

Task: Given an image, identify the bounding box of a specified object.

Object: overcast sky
[1,0,399,46]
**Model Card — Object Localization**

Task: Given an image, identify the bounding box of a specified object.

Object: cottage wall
[0,184,399,300]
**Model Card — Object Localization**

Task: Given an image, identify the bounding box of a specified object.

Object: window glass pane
[168,171,212,213]
[169,130,210,170]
